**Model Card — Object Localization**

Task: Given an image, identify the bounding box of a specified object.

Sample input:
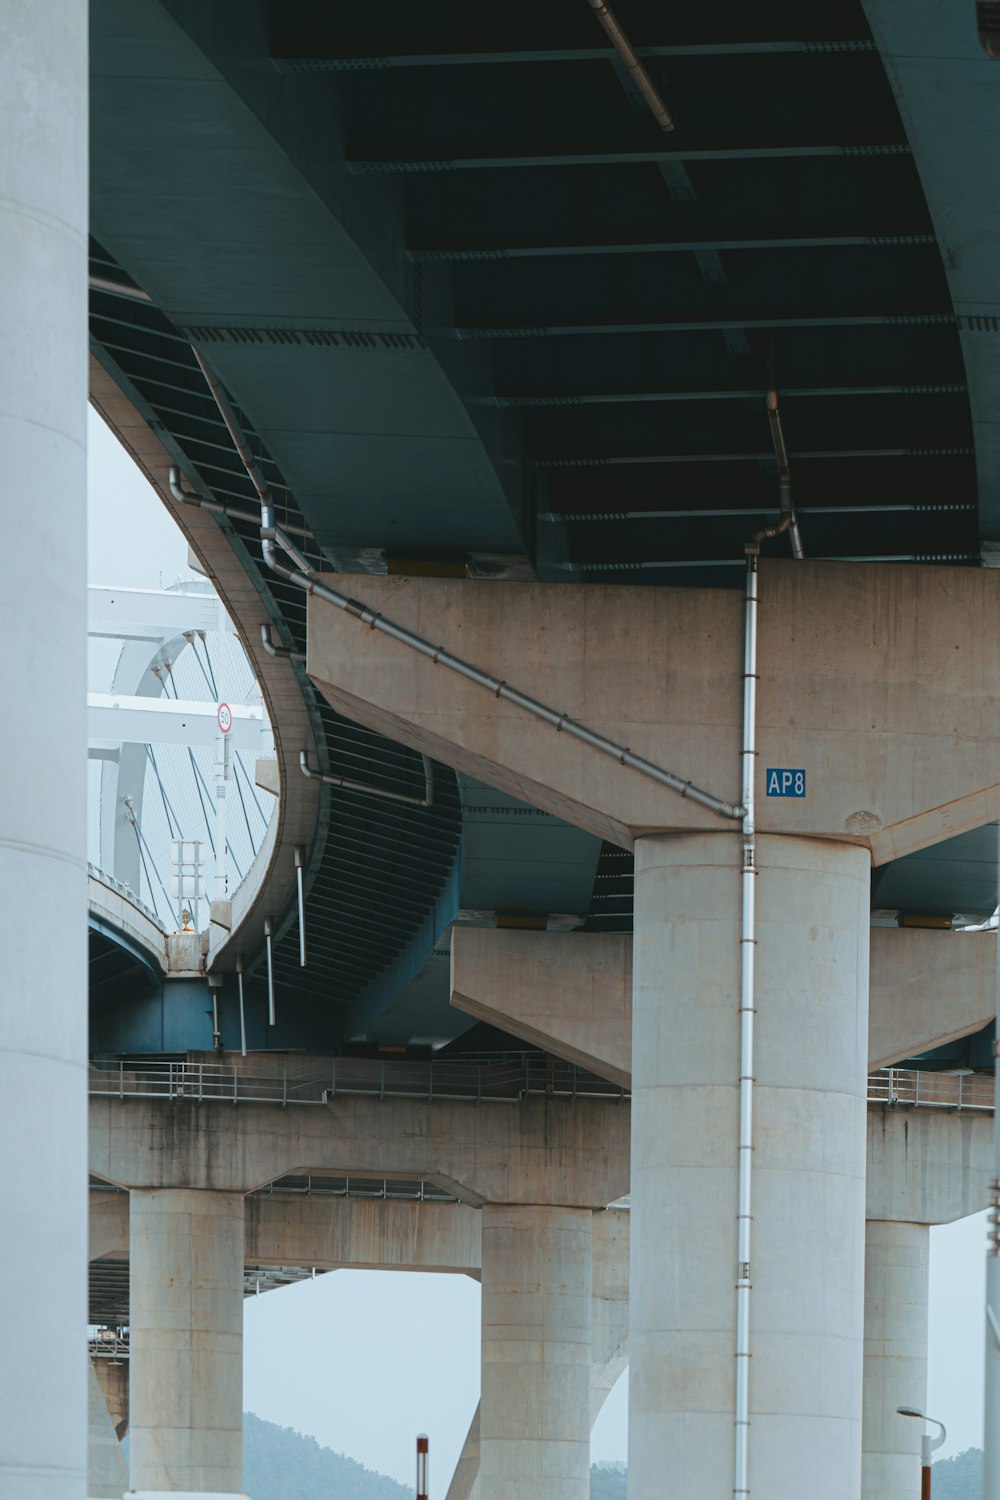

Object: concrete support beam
[452,925,993,1084]
[867,928,995,1068]
[307,563,1000,861]
[862,1222,929,1500]
[90,1093,629,1207]
[629,834,869,1498]
[1,4,89,1497]
[866,1107,993,1224]
[245,1193,482,1273]
[479,1205,593,1500]
[129,1188,244,1494]
[451,929,632,1087]
[87,1360,128,1500]
[93,1184,482,1273]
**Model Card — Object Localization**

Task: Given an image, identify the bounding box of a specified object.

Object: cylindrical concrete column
[862,1221,929,1500]
[479,1205,593,1500]
[0,4,89,1499]
[129,1188,245,1493]
[629,833,870,1498]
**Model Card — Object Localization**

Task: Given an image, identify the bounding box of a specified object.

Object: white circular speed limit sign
[217,702,233,734]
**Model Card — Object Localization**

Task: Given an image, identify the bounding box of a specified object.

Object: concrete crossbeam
[91,1187,483,1273]
[89,1093,629,1206]
[451,925,995,1084]
[866,1107,992,1225]
[307,562,1000,859]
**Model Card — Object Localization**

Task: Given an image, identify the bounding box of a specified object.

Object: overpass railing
[88,1056,628,1106]
[87,1061,996,1112]
[867,1067,993,1112]
[88,863,165,931]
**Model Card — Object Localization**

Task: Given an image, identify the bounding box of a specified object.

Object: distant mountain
[244,1413,410,1500]
[933,1448,982,1500]
[243,1413,629,1500]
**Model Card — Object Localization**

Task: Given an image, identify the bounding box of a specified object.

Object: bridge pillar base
[861,1221,929,1500]
[479,1204,593,1500]
[129,1188,244,1494]
[629,833,869,1499]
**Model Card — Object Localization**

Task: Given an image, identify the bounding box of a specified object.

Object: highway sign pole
[416,1434,429,1500]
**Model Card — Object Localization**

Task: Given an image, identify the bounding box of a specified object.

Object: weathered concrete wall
[866,1107,992,1224]
[308,562,1000,858]
[89,1093,629,1206]
[452,926,992,1085]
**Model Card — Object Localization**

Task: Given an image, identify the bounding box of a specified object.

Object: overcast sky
[87,406,990,1489]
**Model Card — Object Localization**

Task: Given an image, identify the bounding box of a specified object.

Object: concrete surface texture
[0,4,89,1498]
[92,1355,129,1440]
[90,1092,629,1205]
[93,1184,483,1274]
[128,1189,244,1493]
[87,1358,128,1499]
[862,1222,929,1500]
[479,1205,593,1500]
[451,925,991,1085]
[629,833,870,1499]
[306,562,1000,857]
[866,1107,993,1224]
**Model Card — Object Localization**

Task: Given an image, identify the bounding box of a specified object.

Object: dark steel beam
[554,550,980,572]
[540,501,977,522]
[486,381,965,408]
[410,230,935,261]
[272,39,875,71]
[535,445,974,468]
[457,311,955,340]
[349,140,910,173]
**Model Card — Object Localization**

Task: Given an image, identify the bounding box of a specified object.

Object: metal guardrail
[88,1056,628,1106]
[88,863,166,932]
[867,1067,993,1113]
[87,1061,995,1112]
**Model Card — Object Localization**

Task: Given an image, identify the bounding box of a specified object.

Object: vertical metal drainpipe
[984,1017,1000,1498]
[735,547,759,1500]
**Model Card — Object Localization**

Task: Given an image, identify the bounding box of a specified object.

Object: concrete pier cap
[307,560,1000,858]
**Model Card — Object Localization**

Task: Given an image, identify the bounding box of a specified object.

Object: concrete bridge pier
[630,833,869,1500]
[862,1107,993,1499]
[1,2,89,1497]
[128,1188,245,1494]
[479,1205,593,1500]
[862,1221,929,1500]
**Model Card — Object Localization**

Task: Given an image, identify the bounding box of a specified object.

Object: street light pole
[897,1406,946,1500]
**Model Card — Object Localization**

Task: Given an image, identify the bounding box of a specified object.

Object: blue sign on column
[766,768,806,798]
